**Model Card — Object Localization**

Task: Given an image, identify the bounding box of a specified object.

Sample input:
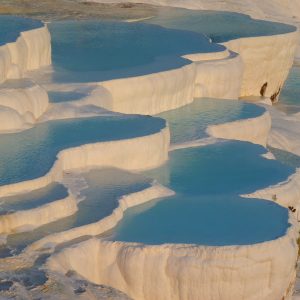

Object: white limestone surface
[0,83,49,119]
[98,62,197,115]
[93,32,299,115]
[47,214,299,300]
[0,82,49,132]
[0,25,51,83]
[222,30,299,99]
[267,107,300,156]
[0,106,29,132]
[0,192,77,234]
[0,126,170,198]
[207,110,271,146]
[193,51,243,99]
[93,50,242,115]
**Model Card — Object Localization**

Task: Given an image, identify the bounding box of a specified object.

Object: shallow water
[158,98,265,144]
[146,8,296,43]
[111,141,292,245]
[3,168,151,255]
[0,115,165,186]
[0,15,42,45]
[0,183,68,213]
[48,20,223,83]
[269,146,300,168]
[48,90,89,103]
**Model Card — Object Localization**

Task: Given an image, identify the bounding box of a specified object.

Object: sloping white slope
[0,26,51,83]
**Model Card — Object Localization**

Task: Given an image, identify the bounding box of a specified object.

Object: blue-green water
[0,15,43,46]
[275,66,300,114]
[146,9,296,43]
[48,91,88,103]
[270,147,300,169]
[158,98,265,144]
[49,20,224,83]
[0,115,165,186]
[111,141,292,245]
[4,168,151,255]
[0,183,68,214]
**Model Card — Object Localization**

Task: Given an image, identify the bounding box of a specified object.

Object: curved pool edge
[46,212,299,300]
[243,167,300,211]
[0,190,78,234]
[207,109,271,146]
[0,125,170,198]
[26,182,174,252]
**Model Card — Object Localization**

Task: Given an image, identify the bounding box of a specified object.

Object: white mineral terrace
[0,24,51,83]
[0,8,300,300]
[47,215,299,300]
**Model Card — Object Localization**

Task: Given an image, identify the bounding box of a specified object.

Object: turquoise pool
[146,8,296,43]
[3,168,151,255]
[158,98,265,144]
[110,141,293,245]
[0,15,43,46]
[0,115,165,186]
[49,20,224,83]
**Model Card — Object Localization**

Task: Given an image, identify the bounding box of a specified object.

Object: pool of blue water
[110,141,293,245]
[0,183,68,214]
[48,20,224,83]
[146,8,296,43]
[0,115,165,186]
[0,15,43,46]
[48,91,88,103]
[4,168,151,255]
[158,98,265,144]
[275,66,300,114]
[269,146,300,168]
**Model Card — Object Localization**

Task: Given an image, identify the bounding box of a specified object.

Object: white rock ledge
[46,214,299,300]
[222,30,299,99]
[0,126,170,198]
[207,110,271,146]
[244,168,300,212]
[27,182,174,252]
[0,190,77,234]
[95,50,243,115]
[0,82,49,133]
[0,25,51,83]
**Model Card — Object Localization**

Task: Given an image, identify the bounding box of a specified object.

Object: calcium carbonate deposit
[0,2,300,299]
